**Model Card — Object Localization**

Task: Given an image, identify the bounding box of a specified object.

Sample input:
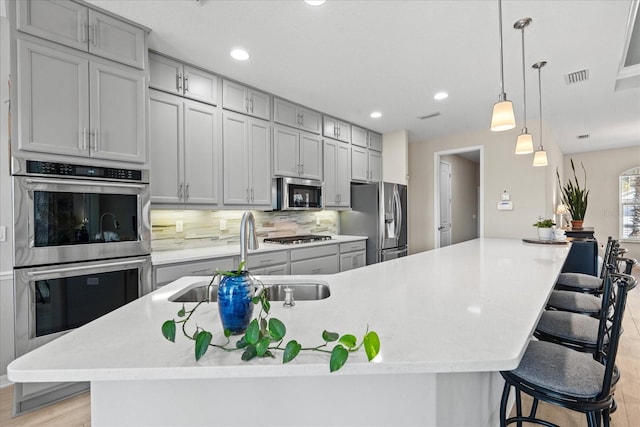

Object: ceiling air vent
[416,112,441,120]
[577,134,590,140]
[565,69,590,84]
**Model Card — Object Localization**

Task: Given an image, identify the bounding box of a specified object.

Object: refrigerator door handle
[393,185,402,239]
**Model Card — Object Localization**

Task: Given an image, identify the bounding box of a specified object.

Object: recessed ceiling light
[304,0,326,5]
[370,111,382,119]
[230,48,250,61]
[434,91,449,100]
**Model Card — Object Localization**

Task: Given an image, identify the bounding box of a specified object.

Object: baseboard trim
[0,374,12,388]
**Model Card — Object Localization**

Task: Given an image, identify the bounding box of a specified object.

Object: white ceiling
[87,0,640,155]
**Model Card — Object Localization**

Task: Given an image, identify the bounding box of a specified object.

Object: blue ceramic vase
[217,272,254,334]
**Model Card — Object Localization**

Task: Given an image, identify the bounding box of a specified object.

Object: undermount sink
[169,281,330,303]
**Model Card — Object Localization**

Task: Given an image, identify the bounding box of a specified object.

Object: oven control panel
[26,160,144,181]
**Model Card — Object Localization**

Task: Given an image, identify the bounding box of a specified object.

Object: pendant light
[513,18,534,154]
[490,0,516,132]
[532,61,548,167]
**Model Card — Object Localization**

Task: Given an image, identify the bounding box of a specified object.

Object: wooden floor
[1,270,639,426]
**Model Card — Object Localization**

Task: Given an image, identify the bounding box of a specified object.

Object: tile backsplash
[151,210,340,251]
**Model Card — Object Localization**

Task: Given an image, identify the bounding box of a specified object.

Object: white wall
[0,15,14,382]
[382,130,408,185]
[562,147,640,260]
[408,120,563,254]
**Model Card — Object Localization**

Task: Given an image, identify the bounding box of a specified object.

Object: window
[620,166,640,241]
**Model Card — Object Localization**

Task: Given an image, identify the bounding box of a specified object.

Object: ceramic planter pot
[537,227,554,241]
[217,272,254,334]
[570,220,584,230]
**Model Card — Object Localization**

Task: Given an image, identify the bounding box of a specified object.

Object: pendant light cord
[537,65,543,150]
[498,0,506,95]
[521,28,527,129]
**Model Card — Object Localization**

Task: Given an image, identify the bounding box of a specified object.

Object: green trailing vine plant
[161,263,380,372]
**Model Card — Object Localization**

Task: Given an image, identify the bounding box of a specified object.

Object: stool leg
[515,390,523,427]
[499,381,510,427]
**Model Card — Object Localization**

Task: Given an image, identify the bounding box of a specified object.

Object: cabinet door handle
[300,113,304,126]
[185,183,190,201]
[245,97,250,113]
[91,24,98,47]
[311,268,322,274]
[250,188,254,202]
[259,259,273,264]
[250,97,254,113]
[178,183,184,200]
[184,75,189,92]
[246,188,250,203]
[81,23,88,43]
[81,128,88,150]
[177,74,182,92]
[94,129,99,151]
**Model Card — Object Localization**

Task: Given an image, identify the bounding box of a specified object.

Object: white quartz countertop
[151,235,367,266]
[9,238,570,383]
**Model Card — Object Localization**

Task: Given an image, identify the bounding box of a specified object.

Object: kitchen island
[8,238,570,426]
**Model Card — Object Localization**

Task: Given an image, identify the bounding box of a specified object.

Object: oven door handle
[25,177,145,189]
[26,259,148,277]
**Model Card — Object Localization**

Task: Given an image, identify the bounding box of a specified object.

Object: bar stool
[500,273,636,427]
[547,256,637,317]
[554,238,618,295]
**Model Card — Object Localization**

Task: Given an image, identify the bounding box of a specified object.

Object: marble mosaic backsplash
[151,210,340,251]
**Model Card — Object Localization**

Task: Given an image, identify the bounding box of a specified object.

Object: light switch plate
[176,220,184,232]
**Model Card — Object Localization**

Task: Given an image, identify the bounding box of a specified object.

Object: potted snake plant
[556,159,589,230]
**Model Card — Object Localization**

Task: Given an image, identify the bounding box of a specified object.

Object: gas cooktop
[263,235,332,245]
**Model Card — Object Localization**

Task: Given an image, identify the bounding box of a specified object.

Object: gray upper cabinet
[351,145,382,183]
[222,112,271,207]
[222,79,270,121]
[368,132,383,151]
[149,90,219,206]
[149,52,218,105]
[273,97,321,134]
[17,0,146,69]
[273,126,322,181]
[17,39,146,163]
[323,115,351,143]
[352,125,382,151]
[323,139,351,209]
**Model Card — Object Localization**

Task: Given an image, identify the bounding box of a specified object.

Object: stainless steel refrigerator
[340,182,408,264]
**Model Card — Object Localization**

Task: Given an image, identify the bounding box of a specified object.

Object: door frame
[433,146,484,248]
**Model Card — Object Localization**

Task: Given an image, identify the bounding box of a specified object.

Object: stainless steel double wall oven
[11,158,152,413]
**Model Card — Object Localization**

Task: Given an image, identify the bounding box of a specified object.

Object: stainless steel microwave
[272,177,323,211]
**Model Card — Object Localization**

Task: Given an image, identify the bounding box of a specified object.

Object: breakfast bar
[8,238,570,426]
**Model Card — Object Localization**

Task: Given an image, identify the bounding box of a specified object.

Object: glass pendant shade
[515,131,534,154]
[532,149,548,167]
[490,100,516,131]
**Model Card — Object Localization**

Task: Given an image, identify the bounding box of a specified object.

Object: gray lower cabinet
[16,0,147,69]
[154,256,237,288]
[222,112,272,207]
[16,38,146,163]
[149,89,219,205]
[246,251,288,275]
[339,241,367,272]
[290,245,339,275]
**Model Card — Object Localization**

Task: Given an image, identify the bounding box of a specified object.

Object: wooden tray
[522,238,569,245]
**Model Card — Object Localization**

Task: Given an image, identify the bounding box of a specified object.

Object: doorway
[434,146,484,248]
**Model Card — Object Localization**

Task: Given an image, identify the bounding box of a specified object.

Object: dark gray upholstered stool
[548,256,636,316]
[500,273,636,427]
[546,290,601,316]
[535,310,605,353]
[555,238,618,295]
